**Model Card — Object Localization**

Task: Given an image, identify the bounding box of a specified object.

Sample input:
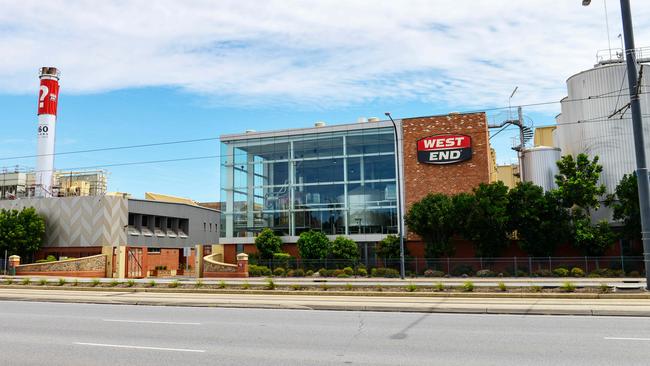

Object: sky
[1,0,650,202]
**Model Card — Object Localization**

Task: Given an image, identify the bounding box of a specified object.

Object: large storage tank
[556,59,650,195]
[522,146,561,191]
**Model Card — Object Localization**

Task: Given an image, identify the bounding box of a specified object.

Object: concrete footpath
[2,287,650,316]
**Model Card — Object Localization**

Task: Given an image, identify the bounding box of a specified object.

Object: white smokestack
[35,67,60,198]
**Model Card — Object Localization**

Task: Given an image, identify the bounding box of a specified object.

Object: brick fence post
[237,253,249,277]
[8,255,20,276]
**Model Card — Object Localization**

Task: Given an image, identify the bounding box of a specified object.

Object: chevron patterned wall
[0,196,127,247]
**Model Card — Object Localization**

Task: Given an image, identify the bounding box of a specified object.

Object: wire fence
[250,256,646,277]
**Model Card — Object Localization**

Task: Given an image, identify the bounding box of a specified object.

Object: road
[0,301,650,365]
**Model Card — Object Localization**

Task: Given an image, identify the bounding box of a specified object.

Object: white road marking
[102,319,201,325]
[74,342,205,353]
[604,337,650,341]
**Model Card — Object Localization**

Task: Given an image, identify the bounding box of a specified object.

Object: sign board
[416,134,472,164]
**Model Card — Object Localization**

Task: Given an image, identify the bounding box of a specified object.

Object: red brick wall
[146,248,180,270]
[401,112,490,209]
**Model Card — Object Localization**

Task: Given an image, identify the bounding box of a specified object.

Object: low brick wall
[203,253,247,278]
[16,254,107,277]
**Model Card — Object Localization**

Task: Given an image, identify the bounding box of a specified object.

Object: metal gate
[126,247,144,278]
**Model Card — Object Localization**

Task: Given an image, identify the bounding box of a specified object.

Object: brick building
[219,112,494,263]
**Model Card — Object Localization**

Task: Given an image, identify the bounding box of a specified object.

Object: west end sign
[416,134,472,164]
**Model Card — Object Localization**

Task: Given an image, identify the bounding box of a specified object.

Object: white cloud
[0,0,649,111]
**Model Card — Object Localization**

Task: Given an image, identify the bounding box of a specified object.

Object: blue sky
[1,1,649,202]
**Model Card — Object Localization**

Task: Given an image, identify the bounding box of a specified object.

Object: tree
[572,218,617,256]
[0,207,46,259]
[507,182,570,256]
[606,173,641,241]
[554,154,614,255]
[254,228,282,260]
[405,193,456,258]
[375,234,407,259]
[555,154,606,214]
[296,230,330,260]
[462,182,510,257]
[331,236,360,261]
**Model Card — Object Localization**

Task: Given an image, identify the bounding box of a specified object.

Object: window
[147,248,161,254]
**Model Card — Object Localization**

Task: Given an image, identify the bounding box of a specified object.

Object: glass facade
[220,127,398,238]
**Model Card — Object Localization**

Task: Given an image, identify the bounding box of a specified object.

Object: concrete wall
[0,196,127,248]
[127,199,220,248]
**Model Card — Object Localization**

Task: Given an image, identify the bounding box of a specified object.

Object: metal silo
[555,58,650,195]
[522,146,561,191]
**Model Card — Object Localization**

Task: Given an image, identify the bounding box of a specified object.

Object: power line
[4,88,650,163]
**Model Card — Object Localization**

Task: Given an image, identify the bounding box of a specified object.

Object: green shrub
[552,267,569,277]
[405,283,418,292]
[570,267,585,277]
[148,280,156,287]
[91,278,101,287]
[297,230,331,260]
[434,282,445,292]
[272,252,292,268]
[331,236,360,261]
[534,269,553,277]
[169,280,179,288]
[38,278,48,286]
[337,273,350,278]
[461,281,474,292]
[293,268,305,277]
[357,268,367,277]
[560,281,576,292]
[248,264,272,277]
[21,278,30,285]
[343,267,354,276]
[424,269,445,277]
[109,280,119,287]
[476,269,496,278]
[497,282,507,292]
[242,281,251,290]
[273,267,285,277]
[4,278,13,285]
[320,283,329,291]
[370,268,400,278]
[291,284,303,291]
[125,280,135,287]
[194,280,204,288]
[451,265,474,276]
[217,280,226,289]
[318,268,333,277]
[255,228,283,260]
[306,270,314,277]
[345,283,353,291]
[46,255,57,262]
[58,278,66,286]
[265,278,276,290]
[286,270,295,277]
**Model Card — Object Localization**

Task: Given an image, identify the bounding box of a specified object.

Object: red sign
[417,134,472,164]
[37,78,59,116]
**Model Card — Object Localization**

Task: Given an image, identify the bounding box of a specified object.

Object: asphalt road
[1,301,650,365]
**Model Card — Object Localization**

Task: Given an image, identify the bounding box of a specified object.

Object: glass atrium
[220,126,398,239]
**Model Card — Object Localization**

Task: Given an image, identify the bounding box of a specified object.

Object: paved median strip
[604,337,650,341]
[73,342,206,353]
[102,319,201,325]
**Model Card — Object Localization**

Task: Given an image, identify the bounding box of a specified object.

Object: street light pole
[584,0,650,288]
[385,112,406,280]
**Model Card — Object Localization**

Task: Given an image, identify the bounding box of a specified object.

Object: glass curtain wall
[220,127,398,238]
